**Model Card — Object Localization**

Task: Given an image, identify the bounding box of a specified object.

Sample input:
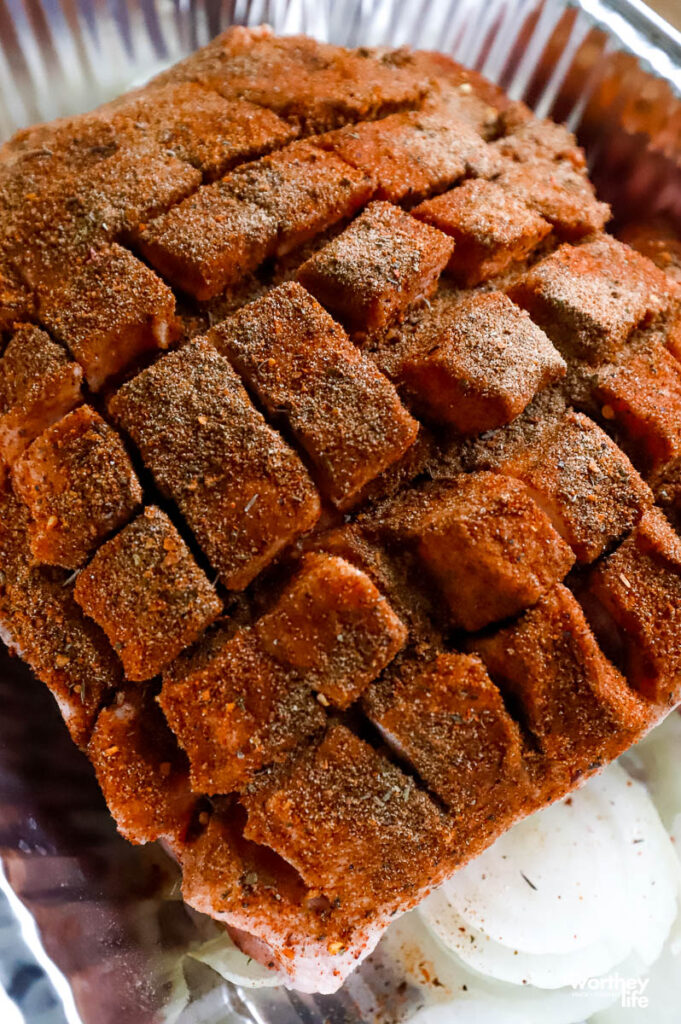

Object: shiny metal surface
[2,1,681,1022]
[0,1,679,139]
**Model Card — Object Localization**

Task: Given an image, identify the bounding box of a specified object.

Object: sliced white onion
[378,911,624,1024]
[189,934,284,988]
[418,763,680,991]
[622,710,681,853]
[591,939,681,1024]
[161,961,190,1024]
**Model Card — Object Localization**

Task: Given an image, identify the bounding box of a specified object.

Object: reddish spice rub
[178,804,355,986]
[371,473,575,630]
[160,550,405,791]
[493,115,587,168]
[136,186,276,301]
[488,410,653,563]
[254,552,408,708]
[0,119,201,297]
[88,685,196,846]
[241,724,455,923]
[617,221,681,363]
[39,244,177,391]
[109,340,321,590]
[0,485,121,747]
[108,81,299,180]
[399,291,566,432]
[510,234,678,364]
[224,141,374,254]
[3,27,681,994]
[2,107,202,219]
[137,141,372,300]
[208,282,419,507]
[580,508,681,707]
[74,506,222,681]
[315,109,500,204]
[472,584,652,796]
[411,53,507,136]
[0,261,33,332]
[297,200,454,331]
[412,179,552,286]
[82,131,199,231]
[619,219,681,284]
[363,651,533,827]
[593,339,681,491]
[12,405,141,569]
[0,326,82,478]
[160,625,326,793]
[154,27,432,132]
[439,391,648,543]
[311,519,443,647]
[494,159,610,241]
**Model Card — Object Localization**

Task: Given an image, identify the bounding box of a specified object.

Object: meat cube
[363,652,532,825]
[593,341,681,488]
[2,573,121,748]
[494,117,586,167]
[347,424,437,514]
[495,159,610,240]
[138,141,371,300]
[7,129,198,278]
[297,201,454,331]
[409,50,507,136]
[380,473,575,631]
[473,584,650,786]
[242,724,454,921]
[0,326,82,476]
[311,521,441,644]
[208,282,418,507]
[0,486,121,747]
[0,482,31,577]
[255,552,407,708]
[412,180,552,286]
[74,506,222,681]
[0,293,31,338]
[111,82,298,180]
[399,292,566,433]
[136,185,277,301]
[12,406,141,569]
[580,508,681,707]
[227,141,373,255]
[88,686,196,845]
[4,107,140,177]
[510,235,676,363]
[179,806,351,989]
[618,219,681,284]
[109,340,321,590]
[79,139,202,236]
[316,110,500,204]
[8,109,203,232]
[160,626,326,793]
[2,116,201,283]
[427,84,499,136]
[39,244,177,391]
[499,411,652,563]
[264,42,430,131]
[157,28,430,132]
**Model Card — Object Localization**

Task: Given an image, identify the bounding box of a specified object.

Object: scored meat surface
[2,24,681,994]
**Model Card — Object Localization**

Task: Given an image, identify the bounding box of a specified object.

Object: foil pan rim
[2,3,681,1024]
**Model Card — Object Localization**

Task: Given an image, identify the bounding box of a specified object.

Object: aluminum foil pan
[2,1,681,1022]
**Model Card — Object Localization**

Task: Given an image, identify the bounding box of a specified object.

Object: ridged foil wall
[0,0,678,140]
